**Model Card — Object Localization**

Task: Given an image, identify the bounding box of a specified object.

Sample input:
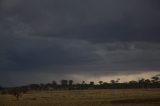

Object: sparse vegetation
[0,89,160,106]
[1,87,28,100]
[0,75,160,105]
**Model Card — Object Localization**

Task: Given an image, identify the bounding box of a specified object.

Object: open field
[0,89,160,106]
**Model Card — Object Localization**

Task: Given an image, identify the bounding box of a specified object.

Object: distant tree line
[0,75,160,100]
[26,75,160,90]
[1,75,160,91]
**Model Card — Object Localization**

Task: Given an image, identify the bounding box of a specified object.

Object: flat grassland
[0,89,160,106]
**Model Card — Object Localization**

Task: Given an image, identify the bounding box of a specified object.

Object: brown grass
[0,89,160,106]
[110,97,160,104]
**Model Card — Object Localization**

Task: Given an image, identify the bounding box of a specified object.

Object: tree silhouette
[151,76,159,83]
[61,80,68,89]
[110,80,116,84]
[116,78,120,83]
[8,88,28,100]
[61,80,68,86]
[98,81,103,85]
[52,80,57,85]
[1,75,160,92]
[69,80,73,86]
[82,81,86,85]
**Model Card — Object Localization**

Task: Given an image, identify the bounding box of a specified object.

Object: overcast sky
[0,0,160,86]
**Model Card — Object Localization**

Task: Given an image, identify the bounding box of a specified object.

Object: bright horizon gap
[2,71,159,87]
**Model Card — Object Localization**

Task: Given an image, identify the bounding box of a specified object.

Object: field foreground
[0,89,160,106]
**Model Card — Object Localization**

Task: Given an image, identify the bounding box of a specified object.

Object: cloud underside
[0,0,160,86]
[1,37,160,74]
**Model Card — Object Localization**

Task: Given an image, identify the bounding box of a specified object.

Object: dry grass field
[0,89,160,106]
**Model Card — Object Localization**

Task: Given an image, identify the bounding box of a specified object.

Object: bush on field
[2,87,28,100]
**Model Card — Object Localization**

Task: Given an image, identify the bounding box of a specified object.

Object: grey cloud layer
[0,0,160,86]
[1,0,160,42]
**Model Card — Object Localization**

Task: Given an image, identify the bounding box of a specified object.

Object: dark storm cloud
[0,0,160,86]
[1,0,160,42]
